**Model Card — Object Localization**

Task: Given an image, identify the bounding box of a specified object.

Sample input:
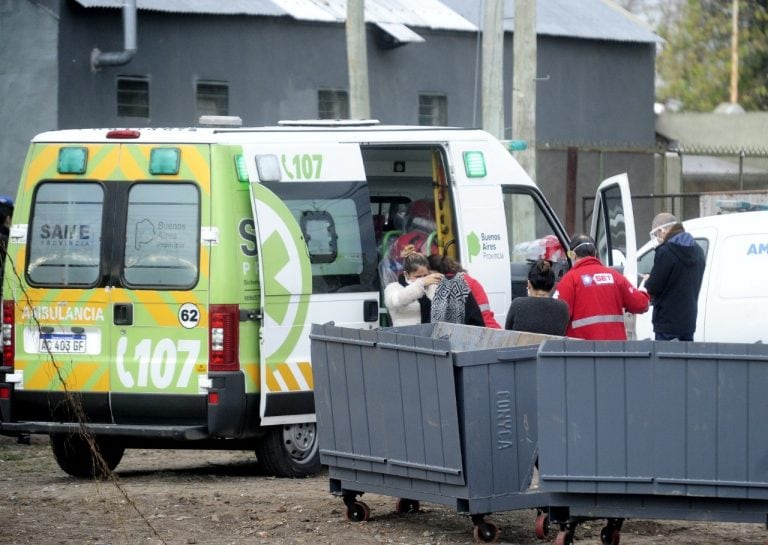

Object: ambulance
[0,120,632,478]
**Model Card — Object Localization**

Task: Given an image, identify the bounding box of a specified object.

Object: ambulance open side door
[590,173,638,338]
[244,142,374,425]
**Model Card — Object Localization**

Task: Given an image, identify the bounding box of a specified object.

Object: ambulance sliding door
[243,143,378,425]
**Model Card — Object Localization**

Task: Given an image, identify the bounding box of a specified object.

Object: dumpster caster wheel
[473,520,500,543]
[555,530,574,545]
[395,498,420,514]
[346,501,370,522]
[600,525,620,545]
[534,513,550,539]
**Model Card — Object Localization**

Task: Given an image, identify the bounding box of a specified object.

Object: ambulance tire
[255,423,321,478]
[50,433,125,479]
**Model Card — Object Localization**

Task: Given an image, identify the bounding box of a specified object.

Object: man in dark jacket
[643,213,706,341]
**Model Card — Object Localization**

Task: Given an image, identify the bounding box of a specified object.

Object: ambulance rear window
[122,183,200,288]
[27,182,104,287]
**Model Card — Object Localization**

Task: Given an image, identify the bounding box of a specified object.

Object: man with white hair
[643,212,706,341]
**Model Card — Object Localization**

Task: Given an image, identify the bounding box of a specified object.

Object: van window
[122,183,200,288]
[637,238,709,284]
[503,190,567,264]
[265,181,377,293]
[502,189,568,297]
[27,182,104,287]
[594,184,627,268]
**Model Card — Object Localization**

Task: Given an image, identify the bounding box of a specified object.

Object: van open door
[590,173,638,338]
[590,173,637,284]
[244,142,376,427]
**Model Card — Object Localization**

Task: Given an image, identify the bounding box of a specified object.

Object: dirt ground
[1,434,767,545]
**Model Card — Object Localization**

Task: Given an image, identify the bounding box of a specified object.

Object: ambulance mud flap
[206,371,246,437]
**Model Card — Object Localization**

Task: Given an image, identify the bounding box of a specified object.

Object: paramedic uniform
[554,256,649,340]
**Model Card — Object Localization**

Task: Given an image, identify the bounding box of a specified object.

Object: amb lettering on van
[747,242,768,255]
[22,304,105,322]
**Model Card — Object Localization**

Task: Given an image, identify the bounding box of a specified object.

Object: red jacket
[463,273,501,329]
[554,256,649,340]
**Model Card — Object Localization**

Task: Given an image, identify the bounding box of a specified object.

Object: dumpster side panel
[538,339,768,500]
[748,348,768,500]
[312,324,466,487]
[455,346,539,499]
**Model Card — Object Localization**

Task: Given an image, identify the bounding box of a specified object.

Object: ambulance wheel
[346,500,370,522]
[255,423,321,478]
[50,433,124,478]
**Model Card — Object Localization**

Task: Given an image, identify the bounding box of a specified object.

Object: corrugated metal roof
[440,0,661,44]
[72,0,478,31]
[74,0,287,16]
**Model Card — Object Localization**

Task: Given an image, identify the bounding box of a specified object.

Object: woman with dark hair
[427,254,501,328]
[505,259,569,335]
[383,245,443,326]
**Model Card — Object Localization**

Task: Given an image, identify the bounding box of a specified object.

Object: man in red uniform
[554,234,649,340]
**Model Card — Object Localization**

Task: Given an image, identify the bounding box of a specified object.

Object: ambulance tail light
[208,304,239,372]
[2,300,14,366]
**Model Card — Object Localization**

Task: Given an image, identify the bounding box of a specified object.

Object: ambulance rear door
[242,142,378,425]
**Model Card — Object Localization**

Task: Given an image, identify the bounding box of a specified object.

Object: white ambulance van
[1,121,586,478]
[635,209,768,342]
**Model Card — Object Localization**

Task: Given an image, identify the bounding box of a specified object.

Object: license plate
[39,334,87,354]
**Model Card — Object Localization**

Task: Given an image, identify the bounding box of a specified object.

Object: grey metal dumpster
[536,339,768,544]
[310,322,555,541]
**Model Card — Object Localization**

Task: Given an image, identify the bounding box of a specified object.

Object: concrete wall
[0,0,59,198]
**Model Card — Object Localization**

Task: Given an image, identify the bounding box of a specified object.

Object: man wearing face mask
[554,234,649,340]
[642,213,706,341]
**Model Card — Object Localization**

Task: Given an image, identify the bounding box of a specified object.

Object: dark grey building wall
[0,0,59,197]
[367,29,481,127]
[534,36,656,147]
[57,6,483,129]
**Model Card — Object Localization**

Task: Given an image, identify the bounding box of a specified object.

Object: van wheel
[255,423,321,478]
[50,433,125,478]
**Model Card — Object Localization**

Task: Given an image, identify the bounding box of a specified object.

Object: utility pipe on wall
[91,0,137,70]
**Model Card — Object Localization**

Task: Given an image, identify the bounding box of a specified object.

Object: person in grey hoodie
[643,213,706,341]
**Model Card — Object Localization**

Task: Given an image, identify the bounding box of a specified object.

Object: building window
[318,90,349,120]
[418,94,447,126]
[196,81,229,117]
[117,76,149,118]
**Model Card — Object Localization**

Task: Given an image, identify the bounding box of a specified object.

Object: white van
[635,210,768,343]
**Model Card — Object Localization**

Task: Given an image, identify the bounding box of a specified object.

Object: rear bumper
[0,421,208,440]
[0,371,257,440]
